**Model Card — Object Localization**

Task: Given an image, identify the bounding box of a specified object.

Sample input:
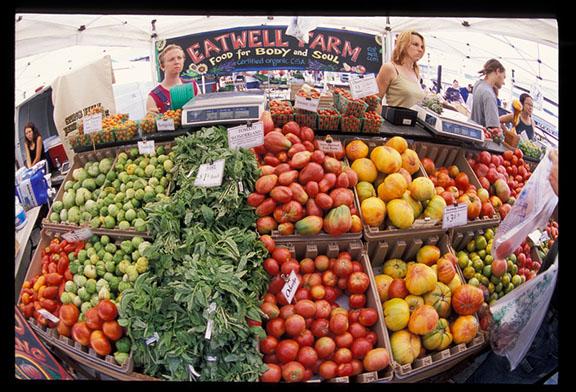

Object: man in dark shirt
[444,80,465,104]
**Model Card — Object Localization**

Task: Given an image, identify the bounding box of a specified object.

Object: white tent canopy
[15,13,558,124]
[15,15,558,59]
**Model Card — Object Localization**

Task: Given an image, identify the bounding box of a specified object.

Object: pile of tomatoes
[19,238,81,325]
[362,111,384,134]
[258,235,391,383]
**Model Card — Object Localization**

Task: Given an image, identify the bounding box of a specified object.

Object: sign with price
[316,139,343,154]
[349,73,379,99]
[442,204,468,229]
[281,270,300,304]
[138,140,156,155]
[194,159,225,188]
[156,118,175,131]
[227,121,264,149]
[83,113,103,134]
[294,95,320,112]
[62,228,94,243]
[37,309,60,323]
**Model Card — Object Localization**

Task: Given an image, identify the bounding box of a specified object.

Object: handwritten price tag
[442,204,468,229]
[316,139,343,154]
[62,228,93,243]
[138,140,156,155]
[294,95,320,112]
[227,121,264,149]
[83,113,103,134]
[194,159,225,188]
[281,270,300,304]
[156,118,175,131]
[349,73,379,99]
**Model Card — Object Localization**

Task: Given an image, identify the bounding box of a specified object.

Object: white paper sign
[83,113,103,134]
[62,228,93,243]
[294,95,320,112]
[38,309,60,323]
[194,159,225,188]
[527,229,543,246]
[281,270,300,304]
[156,119,175,131]
[317,139,343,153]
[227,121,264,149]
[349,73,379,99]
[138,140,156,155]
[442,203,468,229]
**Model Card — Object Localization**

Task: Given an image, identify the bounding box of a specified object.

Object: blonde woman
[147,44,200,114]
[376,31,426,108]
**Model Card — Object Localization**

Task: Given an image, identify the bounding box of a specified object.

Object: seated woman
[24,122,50,171]
[146,44,200,114]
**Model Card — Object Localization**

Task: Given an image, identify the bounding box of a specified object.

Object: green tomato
[85,279,97,294]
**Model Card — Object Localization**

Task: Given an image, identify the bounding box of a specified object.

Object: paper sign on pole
[442,204,468,229]
[62,228,94,243]
[227,121,264,149]
[138,140,156,155]
[83,114,103,134]
[316,139,343,154]
[294,95,320,112]
[194,159,226,188]
[156,119,175,131]
[281,270,300,304]
[349,73,379,99]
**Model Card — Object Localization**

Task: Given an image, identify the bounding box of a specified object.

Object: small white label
[205,319,214,340]
[38,309,60,323]
[62,228,93,243]
[402,118,413,126]
[349,73,379,99]
[188,364,200,380]
[294,95,320,112]
[540,231,550,244]
[527,229,543,246]
[145,332,160,345]
[238,181,245,194]
[83,114,103,134]
[138,140,156,155]
[442,203,468,229]
[156,119,175,131]
[281,270,300,304]
[194,159,225,188]
[317,139,343,153]
[227,121,264,149]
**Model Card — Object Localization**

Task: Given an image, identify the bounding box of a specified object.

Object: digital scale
[182,90,266,127]
[411,104,485,143]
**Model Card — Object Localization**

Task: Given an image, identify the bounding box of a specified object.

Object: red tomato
[102,320,124,341]
[90,330,112,356]
[96,300,118,322]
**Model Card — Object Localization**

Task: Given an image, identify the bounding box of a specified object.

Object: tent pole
[150,19,159,85]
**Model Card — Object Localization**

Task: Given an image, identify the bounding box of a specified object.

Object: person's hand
[549,149,558,196]
[147,107,160,115]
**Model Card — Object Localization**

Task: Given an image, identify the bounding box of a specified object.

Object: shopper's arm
[25,145,32,168]
[146,95,160,115]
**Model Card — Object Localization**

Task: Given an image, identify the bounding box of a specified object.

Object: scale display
[182,90,266,126]
[413,105,484,143]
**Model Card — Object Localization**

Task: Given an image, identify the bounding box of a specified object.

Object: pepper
[40,298,58,313]
[33,276,46,291]
[45,272,63,286]
[42,286,59,300]
[48,263,58,274]
[21,303,34,318]
[57,257,69,275]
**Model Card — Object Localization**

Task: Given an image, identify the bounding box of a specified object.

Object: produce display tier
[366,232,487,382]
[273,239,394,383]
[20,227,138,376]
[43,141,174,239]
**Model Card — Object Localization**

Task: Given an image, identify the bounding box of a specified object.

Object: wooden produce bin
[42,146,120,235]
[18,227,145,378]
[44,141,175,240]
[274,239,394,383]
[343,136,442,242]
[366,232,486,382]
[412,141,501,228]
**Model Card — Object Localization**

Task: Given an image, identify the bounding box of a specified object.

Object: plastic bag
[488,257,557,370]
[285,17,318,44]
[492,149,558,259]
